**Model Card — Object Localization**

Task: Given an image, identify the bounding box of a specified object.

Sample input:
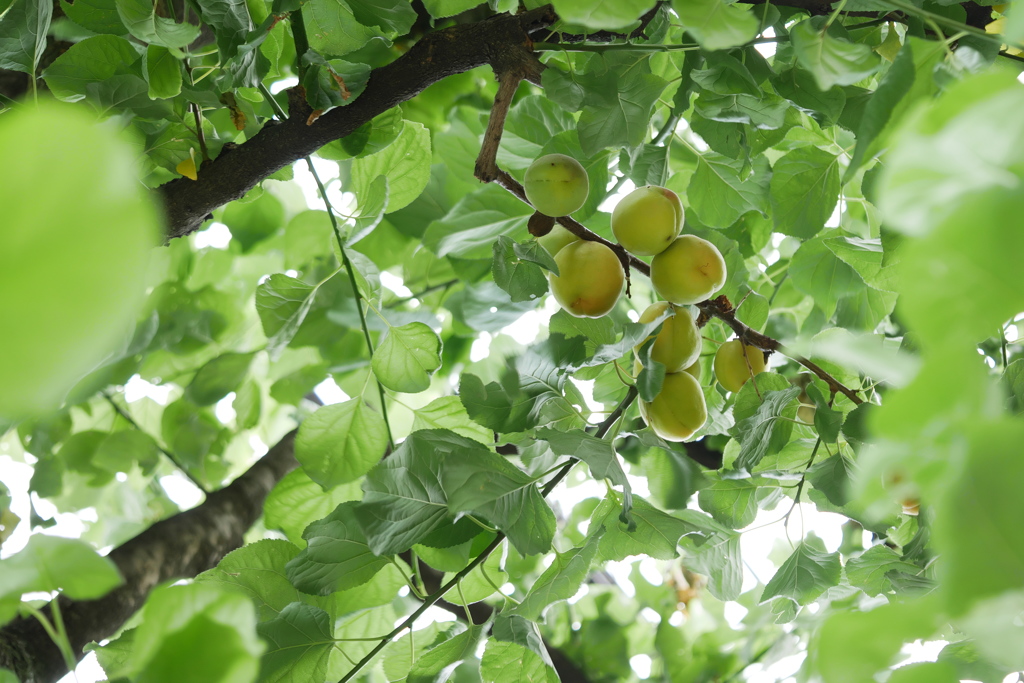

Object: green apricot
[635,301,701,373]
[537,224,580,257]
[524,153,589,217]
[650,235,727,305]
[549,240,624,318]
[639,371,707,442]
[612,185,682,256]
[713,340,767,393]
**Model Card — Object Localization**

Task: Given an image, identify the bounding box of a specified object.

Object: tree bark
[159,6,555,241]
[0,431,298,683]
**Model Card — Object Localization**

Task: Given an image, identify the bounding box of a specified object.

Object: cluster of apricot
[523,153,766,442]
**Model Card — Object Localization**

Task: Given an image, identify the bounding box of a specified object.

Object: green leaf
[93,430,161,475]
[697,476,778,529]
[441,550,507,605]
[255,273,325,361]
[372,322,442,394]
[258,602,336,682]
[0,100,158,421]
[548,309,616,345]
[459,372,536,434]
[589,495,691,561]
[423,184,533,260]
[285,502,390,596]
[412,396,492,445]
[512,531,602,621]
[356,430,468,555]
[934,419,1024,615]
[571,312,669,370]
[264,470,363,546]
[790,16,880,91]
[295,399,389,489]
[676,509,743,601]
[769,146,840,239]
[407,625,484,683]
[672,0,758,51]
[196,540,310,620]
[492,236,549,303]
[551,0,653,30]
[128,582,262,682]
[185,352,255,406]
[144,45,182,99]
[1004,359,1024,412]
[687,152,770,229]
[301,51,372,111]
[576,52,668,156]
[536,427,634,528]
[443,449,555,555]
[845,545,920,597]
[42,35,141,100]
[352,120,431,213]
[481,638,559,683]
[761,538,841,606]
[805,451,853,507]
[421,0,482,19]
[812,598,940,683]
[729,387,801,471]
[59,0,127,35]
[116,0,201,47]
[789,235,864,317]
[305,0,415,55]
[346,174,389,245]
[0,535,122,624]
[805,383,844,443]
[192,0,252,60]
[0,0,52,74]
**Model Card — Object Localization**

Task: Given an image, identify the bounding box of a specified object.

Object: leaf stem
[533,41,702,52]
[102,391,210,495]
[256,81,395,451]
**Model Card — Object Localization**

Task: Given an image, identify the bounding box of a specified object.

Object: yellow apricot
[549,240,624,318]
[713,340,767,393]
[650,236,727,305]
[634,301,701,373]
[524,154,589,217]
[612,186,683,256]
[639,371,707,442]
[537,224,579,257]
[683,360,700,380]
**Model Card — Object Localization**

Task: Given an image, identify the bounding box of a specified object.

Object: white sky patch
[567,582,589,604]
[193,221,232,249]
[724,601,749,630]
[640,607,661,624]
[754,26,778,59]
[747,652,806,683]
[249,434,269,458]
[380,271,413,298]
[638,557,663,586]
[1006,325,1019,342]
[501,305,553,345]
[630,654,653,679]
[58,650,105,683]
[470,332,492,362]
[215,392,237,424]
[293,156,344,211]
[599,178,635,213]
[124,374,175,405]
[270,77,298,94]
[896,639,949,667]
[408,605,456,630]
[604,559,636,597]
[569,377,603,416]
[313,377,351,405]
[159,474,204,509]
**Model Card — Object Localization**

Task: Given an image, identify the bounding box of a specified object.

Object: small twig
[102,392,211,495]
[389,279,459,305]
[475,75,523,182]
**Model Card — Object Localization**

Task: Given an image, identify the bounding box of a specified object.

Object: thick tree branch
[160,6,556,240]
[0,431,299,683]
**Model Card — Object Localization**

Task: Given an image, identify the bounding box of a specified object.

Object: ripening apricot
[549,240,624,318]
[713,340,766,393]
[639,371,707,442]
[634,302,701,373]
[612,186,682,256]
[537,224,579,257]
[524,154,589,217]
[683,360,700,380]
[650,236,727,305]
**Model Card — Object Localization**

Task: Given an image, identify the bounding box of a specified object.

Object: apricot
[639,371,707,442]
[612,186,682,256]
[683,360,700,380]
[634,302,701,373]
[537,224,579,257]
[650,236,727,305]
[524,154,589,217]
[713,340,767,393]
[549,240,624,318]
